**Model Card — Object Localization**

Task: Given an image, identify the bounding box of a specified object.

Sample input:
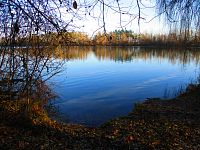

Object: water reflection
[52,46,200,66]
[2,45,199,127]
[51,46,200,126]
[0,46,64,101]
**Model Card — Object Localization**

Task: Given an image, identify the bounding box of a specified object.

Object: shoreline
[1,83,200,149]
[1,44,200,49]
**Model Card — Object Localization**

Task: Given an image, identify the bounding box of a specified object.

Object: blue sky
[68,0,167,35]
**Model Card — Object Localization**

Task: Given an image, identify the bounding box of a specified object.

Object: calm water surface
[50,46,200,126]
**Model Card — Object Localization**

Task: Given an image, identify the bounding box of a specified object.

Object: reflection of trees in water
[95,47,200,65]
[52,46,200,65]
[2,45,199,101]
[53,46,91,60]
[0,46,64,101]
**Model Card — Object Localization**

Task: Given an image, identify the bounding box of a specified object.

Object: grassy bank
[1,84,200,149]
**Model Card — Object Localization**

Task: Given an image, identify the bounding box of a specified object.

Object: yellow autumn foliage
[0,99,61,130]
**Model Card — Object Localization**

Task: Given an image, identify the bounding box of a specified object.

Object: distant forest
[1,29,200,47]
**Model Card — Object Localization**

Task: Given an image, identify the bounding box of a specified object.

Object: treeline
[94,29,200,47]
[0,29,200,47]
[0,31,91,46]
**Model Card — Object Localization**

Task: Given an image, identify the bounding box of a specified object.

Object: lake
[50,46,200,126]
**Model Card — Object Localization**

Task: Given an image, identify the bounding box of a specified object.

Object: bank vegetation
[1,29,200,47]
